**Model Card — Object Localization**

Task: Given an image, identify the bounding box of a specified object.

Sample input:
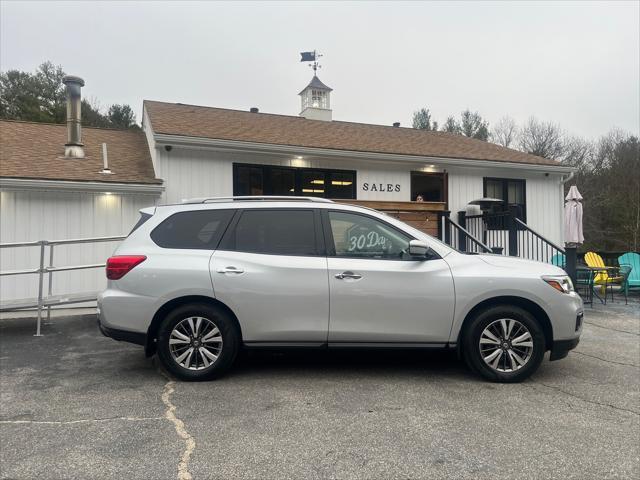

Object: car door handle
[216,266,244,274]
[334,271,362,280]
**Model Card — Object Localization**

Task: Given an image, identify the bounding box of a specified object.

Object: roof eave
[152,133,574,173]
[0,177,165,194]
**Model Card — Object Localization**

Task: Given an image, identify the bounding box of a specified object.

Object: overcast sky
[1,1,638,139]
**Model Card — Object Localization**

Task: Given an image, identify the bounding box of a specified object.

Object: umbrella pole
[566,245,577,287]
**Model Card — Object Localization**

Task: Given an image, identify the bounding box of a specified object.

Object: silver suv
[98,197,583,383]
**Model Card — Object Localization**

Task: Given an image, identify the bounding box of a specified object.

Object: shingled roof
[144,100,560,167]
[0,120,161,184]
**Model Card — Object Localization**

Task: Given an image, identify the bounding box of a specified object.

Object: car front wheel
[462,305,545,383]
[157,303,239,381]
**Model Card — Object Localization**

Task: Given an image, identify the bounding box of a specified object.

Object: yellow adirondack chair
[584,251,623,295]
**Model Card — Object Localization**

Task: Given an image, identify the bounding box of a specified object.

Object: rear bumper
[549,337,580,361]
[97,313,146,346]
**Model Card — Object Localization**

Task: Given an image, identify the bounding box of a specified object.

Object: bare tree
[490,116,518,148]
[562,135,594,171]
[518,117,565,160]
[572,131,640,251]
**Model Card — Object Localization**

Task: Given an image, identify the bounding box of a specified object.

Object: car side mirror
[408,240,431,259]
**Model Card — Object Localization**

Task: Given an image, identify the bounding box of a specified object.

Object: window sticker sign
[348,231,388,252]
[345,224,392,253]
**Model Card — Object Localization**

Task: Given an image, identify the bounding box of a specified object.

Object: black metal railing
[514,218,566,264]
[438,208,575,284]
[440,215,493,254]
[459,211,509,256]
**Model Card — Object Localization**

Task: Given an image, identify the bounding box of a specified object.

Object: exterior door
[323,210,455,344]
[210,208,329,344]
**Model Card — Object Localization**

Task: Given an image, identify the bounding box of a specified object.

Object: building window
[301,170,327,197]
[311,89,327,108]
[411,172,447,202]
[233,164,356,199]
[267,167,296,196]
[235,165,263,196]
[483,177,527,222]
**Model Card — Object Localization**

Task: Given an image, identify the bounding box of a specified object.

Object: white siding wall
[448,166,565,246]
[0,189,158,302]
[155,147,413,204]
[156,146,564,246]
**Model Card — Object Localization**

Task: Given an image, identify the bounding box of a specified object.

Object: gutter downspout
[561,171,575,184]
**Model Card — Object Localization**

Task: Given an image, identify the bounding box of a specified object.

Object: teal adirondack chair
[618,252,640,295]
[551,253,566,269]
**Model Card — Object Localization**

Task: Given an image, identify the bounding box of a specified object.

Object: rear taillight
[106,255,147,280]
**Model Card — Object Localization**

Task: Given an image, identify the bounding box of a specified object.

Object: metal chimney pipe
[62,75,85,158]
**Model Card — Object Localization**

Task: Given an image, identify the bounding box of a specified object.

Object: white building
[1,73,573,304]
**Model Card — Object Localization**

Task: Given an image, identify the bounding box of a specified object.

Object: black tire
[462,305,545,383]
[157,303,239,381]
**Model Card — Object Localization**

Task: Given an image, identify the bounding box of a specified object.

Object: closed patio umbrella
[564,185,584,246]
[564,185,583,288]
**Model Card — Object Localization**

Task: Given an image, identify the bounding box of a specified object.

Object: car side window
[328,211,412,260]
[227,209,318,256]
[150,209,234,250]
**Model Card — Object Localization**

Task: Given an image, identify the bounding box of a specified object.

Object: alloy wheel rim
[169,316,223,370]
[479,318,534,373]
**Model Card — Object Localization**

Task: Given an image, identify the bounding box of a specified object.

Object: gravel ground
[1,299,638,480]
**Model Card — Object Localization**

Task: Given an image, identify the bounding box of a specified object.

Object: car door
[323,210,455,344]
[210,208,329,344]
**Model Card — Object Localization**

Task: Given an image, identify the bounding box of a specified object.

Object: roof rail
[180,196,335,204]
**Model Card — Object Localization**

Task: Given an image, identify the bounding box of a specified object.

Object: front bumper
[550,336,580,361]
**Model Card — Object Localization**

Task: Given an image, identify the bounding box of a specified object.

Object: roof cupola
[299,50,332,121]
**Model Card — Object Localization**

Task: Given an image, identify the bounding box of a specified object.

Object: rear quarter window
[151,209,235,250]
[128,213,152,235]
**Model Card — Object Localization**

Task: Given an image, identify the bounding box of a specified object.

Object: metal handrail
[0,268,41,277]
[514,218,566,254]
[0,235,126,336]
[0,240,42,248]
[0,236,125,249]
[446,217,493,253]
[46,264,106,273]
[48,235,127,246]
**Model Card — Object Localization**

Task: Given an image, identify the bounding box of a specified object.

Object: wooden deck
[334,200,445,237]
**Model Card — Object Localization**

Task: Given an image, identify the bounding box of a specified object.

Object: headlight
[542,275,574,294]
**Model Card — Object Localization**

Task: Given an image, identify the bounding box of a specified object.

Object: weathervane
[300,50,322,73]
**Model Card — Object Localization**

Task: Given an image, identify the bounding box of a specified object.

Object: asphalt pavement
[1,300,638,479]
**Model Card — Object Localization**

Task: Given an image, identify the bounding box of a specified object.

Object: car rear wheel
[157,303,239,381]
[462,305,545,383]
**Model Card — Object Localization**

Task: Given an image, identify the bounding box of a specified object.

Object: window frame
[410,171,448,203]
[218,208,326,257]
[320,209,425,261]
[482,177,527,223]
[233,163,357,200]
